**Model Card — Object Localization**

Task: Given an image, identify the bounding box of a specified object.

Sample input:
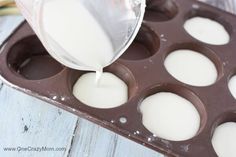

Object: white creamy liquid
[73,72,128,109]
[42,0,114,71]
[228,75,236,99]
[184,17,230,45]
[164,49,218,86]
[212,122,236,157]
[140,92,200,141]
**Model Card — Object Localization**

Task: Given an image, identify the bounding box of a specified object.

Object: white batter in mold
[140,92,200,141]
[164,49,218,86]
[184,17,230,45]
[73,72,128,109]
[212,122,236,157]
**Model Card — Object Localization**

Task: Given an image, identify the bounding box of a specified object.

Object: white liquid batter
[73,72,128,109]
[228,75,236,99]
[140,92,200,141]
[164,49,218,86]
[42,0,114,71]
[212,122,236,157]
[184,17,230,45]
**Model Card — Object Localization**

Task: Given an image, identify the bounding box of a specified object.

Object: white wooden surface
[0,1,236,157]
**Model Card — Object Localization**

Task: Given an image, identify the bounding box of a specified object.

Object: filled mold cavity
[144,0,178,22]
[184,10,231,45]
[164,45,220,87]
[228,75,236,99]
[211,113,236,157]
[120,25,159,61]
[7,35,63,80]
[139,85,206,141]
[70,63,137,109]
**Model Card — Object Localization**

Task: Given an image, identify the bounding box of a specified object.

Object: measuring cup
[15,0,146,71]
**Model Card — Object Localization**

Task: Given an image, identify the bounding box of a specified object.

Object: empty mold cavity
[164,44,220,87]
[121,25,159,60]
[228,75,236,99]
[139,85,206,141]
[7,35,63,80]
[144,0,178,22]
[184,10,231,45]
[211,113,236,157]
[69,63,137,109]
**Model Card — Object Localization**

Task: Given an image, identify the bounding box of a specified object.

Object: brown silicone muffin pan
[1,0,236,156]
